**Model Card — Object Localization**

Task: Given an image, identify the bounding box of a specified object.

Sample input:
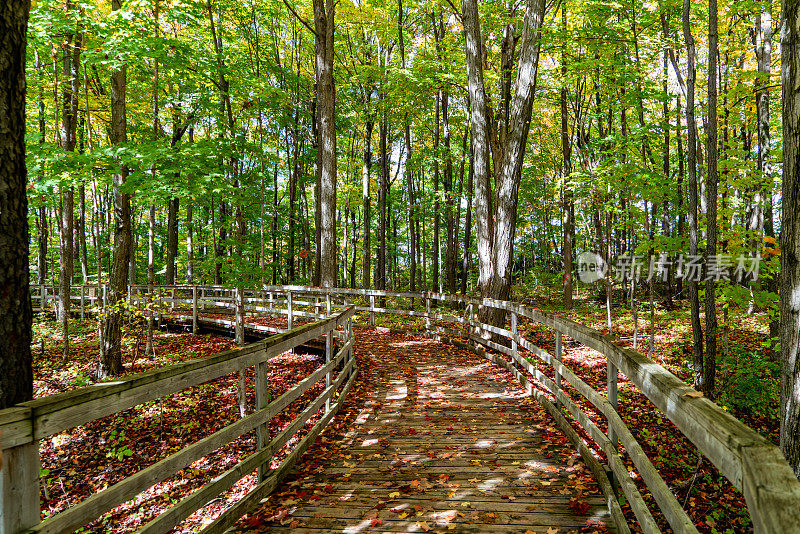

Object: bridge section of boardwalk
[249,329,612,533]
[5,285,800,534]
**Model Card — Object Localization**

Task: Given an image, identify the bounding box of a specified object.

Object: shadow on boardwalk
[232,329,613,534]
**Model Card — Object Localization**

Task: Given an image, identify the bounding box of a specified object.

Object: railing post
[255,357,270,482]
[425,295,431,332]
[325,326,333,413]
[192,286,199,334]
[287,291,293,330]
[235,287,244,346]
[201,287,206,310]
[80,285,85,319]
[1,442,41,532]
[555,332,563,410]
[608,358,619,450]
[41,285,47,313]
[511,312,518,361]
[369,295,375,326]
[326,294,331,315]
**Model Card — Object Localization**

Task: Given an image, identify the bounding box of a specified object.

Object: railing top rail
[0,305,354,449]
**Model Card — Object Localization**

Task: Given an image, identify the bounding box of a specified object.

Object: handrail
[1,294,356,534]
[20,284,800,533]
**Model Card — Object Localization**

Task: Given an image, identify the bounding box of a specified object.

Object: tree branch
[281,0,318,37]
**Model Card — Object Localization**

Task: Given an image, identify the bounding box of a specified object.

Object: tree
[313,0,336,287]
[97,0,131,379]
[464,0,545,329]
[704,0,719,395]
[0,0,33,409]
[58,0,81,358]
[683,0,704,389]
[780,0,800,480]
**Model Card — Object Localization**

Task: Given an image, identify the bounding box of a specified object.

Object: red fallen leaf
[408,428,417,435]
[370,517,383,526]
[243,516,266,528]
[570,498,591,514]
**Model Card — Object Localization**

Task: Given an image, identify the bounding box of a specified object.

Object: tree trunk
[378,102,388,292]
[780,0,800,480]
[560,3,573,309]
[683,0,704,388]
[36,51,48,285]
[486,0,546,324]
[463,0,493,296]
[146,204,155,356]
[97,0,131,378]
[59,1,81,358]
[443,90,456,294]
[361,107,373,289]
[0,0,33,408]
[313,0,337,287]
[704,0,719,395]
[186,202,194,283]
[461,128,474,294]
[433,91,441,292]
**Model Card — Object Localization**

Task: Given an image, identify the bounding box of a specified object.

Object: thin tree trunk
[704,0,719,396]
[561,3,573,309]
[59,1,81,358]
[780,0,800,480]
[97,0,131,378]
[361,107,373,289]
[461,127,474,294]
[146,204,155,356]
[683,0,704,388]
[433,91,441,292]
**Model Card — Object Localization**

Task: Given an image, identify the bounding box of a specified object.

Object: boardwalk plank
[229,330,614,533]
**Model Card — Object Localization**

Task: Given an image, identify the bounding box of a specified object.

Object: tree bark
[0,0,33,408]
[780,0,800,480]
[704,0,719,395]
[433,90,441,292]
[59,0,81,357]
[560,2,573,309]
[486,0,546,320]
[683,0,704,389]
[362,107,373,289]
[461,126,474,294]
[313,0,337,287]
[462,0,493,296]
[97,0,131,378]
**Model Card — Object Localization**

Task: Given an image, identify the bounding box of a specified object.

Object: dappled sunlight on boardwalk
[235,330,612,533]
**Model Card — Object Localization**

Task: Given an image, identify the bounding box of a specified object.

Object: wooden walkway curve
[236,329,613,533]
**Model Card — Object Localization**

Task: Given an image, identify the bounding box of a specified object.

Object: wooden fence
[10,284,800,533]
[2,290,355,534]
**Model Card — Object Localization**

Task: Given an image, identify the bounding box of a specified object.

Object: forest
[2,0,800,530]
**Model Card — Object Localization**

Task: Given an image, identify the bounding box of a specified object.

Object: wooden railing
[1,290,355,534]
[16,284,800,533]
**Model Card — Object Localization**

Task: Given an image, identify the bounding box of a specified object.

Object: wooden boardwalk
[238,330,613,533]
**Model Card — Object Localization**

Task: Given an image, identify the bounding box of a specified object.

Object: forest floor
[28,292,774,533]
